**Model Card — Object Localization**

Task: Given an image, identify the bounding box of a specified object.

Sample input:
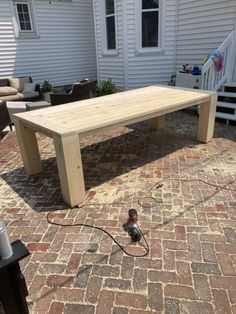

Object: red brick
[85,276,103,303]
[148,270,177,283]
[193,274,211,301]
[212,289,231,313]
[97,290,115,314]
[116,292,147,309]
[187,233,201,252]
[176,261,192,285]
[163,250,176,270]
[55,288,84,302]
[46,275,74,287]
[229,290,236,304]
[176,250,202,262]
[133,269,147,292]
[216,243,236,254]
[28,275,47,296]
[163,240,187,251]
[27,243,49,251]
[65,253,81,274]
[99,235,113,253]
[200,234,225,243]
[217,253,236,275]
[31,252,57,263]
[180,300,214,314]
[165,284,195,300]
[148,282,163,311]
[202,243,217,263]
[150,239,162,258]
[210,276,236,289]
[121,256,134,279]
[175,225,186,240]
[48,302,64,314]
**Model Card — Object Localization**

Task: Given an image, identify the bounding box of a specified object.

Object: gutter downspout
[173,0,179,75]
[93,0,100,83]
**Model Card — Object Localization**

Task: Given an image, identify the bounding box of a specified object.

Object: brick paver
[0,111,236,313]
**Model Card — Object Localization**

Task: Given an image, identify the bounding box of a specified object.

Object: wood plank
[150,115,165,129]
[13,86,212,137]
[13,119,42,175]
[53,134,86,207]
[197,93,217,143]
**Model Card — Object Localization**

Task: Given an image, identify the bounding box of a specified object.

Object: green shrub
[95,79,116,97]
[41,80,53,93]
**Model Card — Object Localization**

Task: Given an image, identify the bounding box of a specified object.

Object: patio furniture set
[0,77,97,133]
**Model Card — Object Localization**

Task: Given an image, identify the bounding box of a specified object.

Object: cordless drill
[123,209,142,242]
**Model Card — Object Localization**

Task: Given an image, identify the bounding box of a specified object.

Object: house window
[16,2,33,32]
[105,0,116,50]
[141,0,160,48]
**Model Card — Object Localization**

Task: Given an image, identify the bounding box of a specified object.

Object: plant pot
[43,92,52,102]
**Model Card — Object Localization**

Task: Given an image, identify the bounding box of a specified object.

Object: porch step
[217,101,236,109]
[223,82,236,88]
[218,92,236,98]
[215,112,236,121]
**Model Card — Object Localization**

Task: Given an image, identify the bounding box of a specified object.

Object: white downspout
[173,0,179,75]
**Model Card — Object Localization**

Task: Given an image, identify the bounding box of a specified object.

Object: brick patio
[0,110,236,314]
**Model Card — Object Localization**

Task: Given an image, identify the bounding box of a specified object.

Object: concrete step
[217,101,236,109]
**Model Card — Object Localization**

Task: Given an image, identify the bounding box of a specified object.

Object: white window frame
[11,0,39,39]
[101,0,118,56]
[135,0,164,55]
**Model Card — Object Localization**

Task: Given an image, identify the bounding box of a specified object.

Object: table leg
[14,119,42,175]
[197,94,217,143]
[150,115,165,129]
[53,134,86,207]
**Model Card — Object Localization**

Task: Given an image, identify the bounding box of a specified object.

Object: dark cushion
[0,78,9,87]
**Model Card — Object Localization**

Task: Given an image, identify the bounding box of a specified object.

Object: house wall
[93,0,125,90]
[176,0,236,72]
[94,0,177,90]
[125,0,177,89]
[0,0,97,86]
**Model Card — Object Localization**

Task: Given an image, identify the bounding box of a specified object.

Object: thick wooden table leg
[14,119,42,174]
[197,94,217,143]
[53,134,86,207]
[150,115,165,129]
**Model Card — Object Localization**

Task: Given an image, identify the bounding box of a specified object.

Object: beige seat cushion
[0,86,18,96]
[18,91,39,99]
[9,77,31,92]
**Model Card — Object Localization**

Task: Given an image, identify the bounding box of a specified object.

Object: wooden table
[13,86,217,207]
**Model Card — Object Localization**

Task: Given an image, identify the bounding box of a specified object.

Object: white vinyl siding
[127,0,177,89]
[94,0,124,90]
[0,0,97,86]
[176,0,236,71]
[94,0,177,90]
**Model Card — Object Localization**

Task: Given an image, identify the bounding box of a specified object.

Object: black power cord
[46,212,149,257]
[46,177,236,258]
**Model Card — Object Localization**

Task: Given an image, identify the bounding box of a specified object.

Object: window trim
[102,0,118,56]
[11,0,39,39]
[135,0,164,54]
[16,2,34,33]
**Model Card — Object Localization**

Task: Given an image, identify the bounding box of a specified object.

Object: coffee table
[13,86,217,207]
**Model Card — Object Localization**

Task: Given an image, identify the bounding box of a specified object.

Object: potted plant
[41,80,53,102]
[95,79,116,97]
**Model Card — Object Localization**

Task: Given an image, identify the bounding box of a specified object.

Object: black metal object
[0,240,30,314]
[123,209,142,242]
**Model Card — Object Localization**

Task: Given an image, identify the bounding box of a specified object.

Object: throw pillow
[0,86,18,96]
[23,83,36,93]
[9,77,31,92]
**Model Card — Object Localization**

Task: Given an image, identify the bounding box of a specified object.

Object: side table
[0,240,30,314]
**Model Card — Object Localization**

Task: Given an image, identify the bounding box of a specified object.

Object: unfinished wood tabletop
[13,85,214,137]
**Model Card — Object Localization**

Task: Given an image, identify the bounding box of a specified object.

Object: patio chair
[50,79,97,106]
[0,101,12,133]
